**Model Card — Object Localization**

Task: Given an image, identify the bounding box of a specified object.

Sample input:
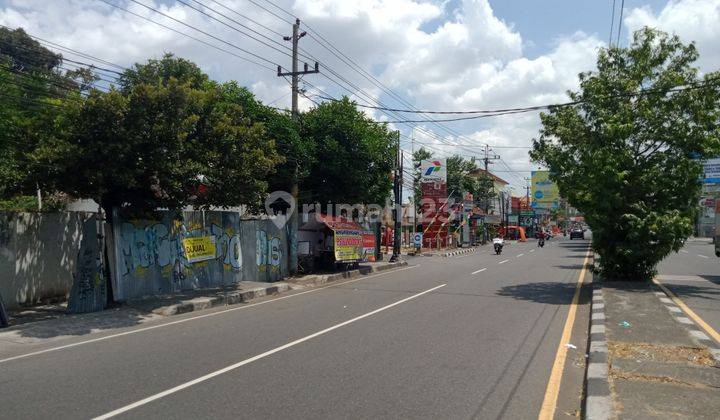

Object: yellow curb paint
[538,247,591,420]
[653,278,720,345]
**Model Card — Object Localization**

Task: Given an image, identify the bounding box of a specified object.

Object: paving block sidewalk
[592,282,720,419]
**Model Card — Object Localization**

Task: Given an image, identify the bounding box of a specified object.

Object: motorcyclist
[492,235,504,254]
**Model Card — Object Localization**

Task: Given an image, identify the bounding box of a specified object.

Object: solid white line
[698,254,709,259]
[499,259,509,265]
[516,253,524,258]
[0,265,420,365]
[93,283,447,420]
[471,268,487,275]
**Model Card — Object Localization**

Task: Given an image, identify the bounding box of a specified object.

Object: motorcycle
[538,238,545,248]
[493,238,504,255]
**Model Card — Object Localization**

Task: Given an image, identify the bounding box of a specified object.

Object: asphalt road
[0,237,592,420]
[657,240,720,337]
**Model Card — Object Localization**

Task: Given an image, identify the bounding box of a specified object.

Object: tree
[0,27,85,208]
[300,97,396,207]
[224,83,313,193]
[38,55,283,216]
[530,28,720,281]
[446,154,478,200]
[411,147,433,208]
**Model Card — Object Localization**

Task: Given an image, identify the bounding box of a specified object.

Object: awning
[300,213,364,232]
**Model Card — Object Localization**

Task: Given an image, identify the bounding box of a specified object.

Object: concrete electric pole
[278,18,319,274]
[390,134,403,262]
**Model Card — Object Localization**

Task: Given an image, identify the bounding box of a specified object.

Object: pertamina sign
[420,159,447,183]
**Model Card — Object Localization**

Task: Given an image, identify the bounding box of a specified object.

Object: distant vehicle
[570,228,584,240]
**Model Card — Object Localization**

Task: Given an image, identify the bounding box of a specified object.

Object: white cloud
[2,0,718,191]
[624,0,720,71]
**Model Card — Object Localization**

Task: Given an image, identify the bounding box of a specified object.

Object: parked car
[569,228,584,240]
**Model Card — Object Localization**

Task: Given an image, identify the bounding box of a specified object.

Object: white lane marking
[698,254,709,259]
[471,268,487,275]
[499,259,509,265]
[529,249,535,253]
[0,265,420,365]
[92,283,447,420]
[680,250,689,254]
[516,253,524,258]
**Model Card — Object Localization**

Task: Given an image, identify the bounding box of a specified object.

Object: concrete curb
[443,247,477,257]
[149,262,409,316]
[585,283,612,420]
[289,261,409,288]
[652,287,720,363]
[150,283,292,316]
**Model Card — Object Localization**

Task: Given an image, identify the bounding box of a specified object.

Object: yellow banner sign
[182,236,217,263]
[333,229,362,262]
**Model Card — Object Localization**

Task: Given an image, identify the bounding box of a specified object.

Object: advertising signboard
[420,159,447,183]
[182,236,217,263]
[531,171,559,209]
[361,230,376,262]
[703,158,720,184]
[334,229,363,261]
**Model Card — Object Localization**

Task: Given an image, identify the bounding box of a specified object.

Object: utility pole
[482,144,500,243]
[278,18,319,274]
[390,134,403,262]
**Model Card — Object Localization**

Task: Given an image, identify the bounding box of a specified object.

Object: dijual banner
[182,236,217,263]
[334,229,363,262]
[531,171,559,209]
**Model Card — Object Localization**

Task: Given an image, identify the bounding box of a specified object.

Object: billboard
[334,229,362,262]
[702,158,720,184]
[420,159,447,183]
[531,171,559,209]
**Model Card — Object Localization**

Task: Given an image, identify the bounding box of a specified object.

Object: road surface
[0,237,592,419]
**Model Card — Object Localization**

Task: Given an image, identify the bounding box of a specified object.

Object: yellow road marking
[653,278,720,344]
[538,248,591,420]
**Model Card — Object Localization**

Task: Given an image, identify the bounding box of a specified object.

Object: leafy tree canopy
[36,54,283,215]
[300,97,396,206]
[530,28,720,281]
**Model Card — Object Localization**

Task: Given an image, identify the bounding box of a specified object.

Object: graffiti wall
[112,211,289,301]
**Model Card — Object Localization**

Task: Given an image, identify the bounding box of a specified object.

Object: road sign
[412,232,423,248]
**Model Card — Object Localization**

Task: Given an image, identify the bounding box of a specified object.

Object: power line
[609,0,616,47]
[180,0,296,58]
[95,0,277,71]
[115,0,285,69]
[617,0,625,47]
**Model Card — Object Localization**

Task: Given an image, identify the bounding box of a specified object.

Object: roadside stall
[298,214,365,270]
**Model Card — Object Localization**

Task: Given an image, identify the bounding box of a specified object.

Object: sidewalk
[0,260,407,338]
[587,281,720,419]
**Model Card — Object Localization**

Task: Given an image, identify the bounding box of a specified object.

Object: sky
[1,0,719,195]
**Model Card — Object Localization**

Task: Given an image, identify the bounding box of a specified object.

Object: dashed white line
[680,250,689,254]
[471,267,487,275]
[92,283,447,420]
[516,253,524,258]
[499,259,509,265]
[698,254,709,259]
[529,249,535,253]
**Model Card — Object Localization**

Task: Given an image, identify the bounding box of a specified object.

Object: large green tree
[530,28,720,281]
[300,97,396,206]
[37,55,283,215]
[0,27,87,208]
